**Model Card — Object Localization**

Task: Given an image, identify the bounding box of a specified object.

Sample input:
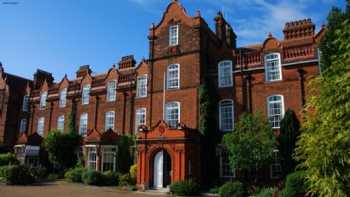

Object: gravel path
[0,181,170,197]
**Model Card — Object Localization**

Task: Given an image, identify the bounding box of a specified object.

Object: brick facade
[0,0,323,189]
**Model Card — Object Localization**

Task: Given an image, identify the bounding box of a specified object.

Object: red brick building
[0,0,324,190]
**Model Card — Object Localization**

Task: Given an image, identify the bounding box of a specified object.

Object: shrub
[0,153,19,166]
[65,167,86,183]
[82,170,104,186]
[102,171,119,186]
[47,173,59,182]
[5,165,35,185]
[119,173,134,186]
[280,171,307,197]
[169,179,200,196]
[254,187,278,197]
[218,181,245,197]
[0,165,9,178]
[29,166,48,180]
[129,164,137,179]
[209,186,220,194]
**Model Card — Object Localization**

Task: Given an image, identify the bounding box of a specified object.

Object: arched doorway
[153,150,171,189]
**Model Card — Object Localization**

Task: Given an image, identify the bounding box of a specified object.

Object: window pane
[219,61,233,87]
[79,113,88,136]
[166,102,180,128]
[59,88,67,108]
[82,85,90,105]
[57,115,65,132]
[20,119,27,133]
[135,108,146,132]
[105,111,115,131]
[268,95,283,128]
[88,147,97,171]
[107,81,116,101]
[169,25,179,46]
[136,76,147,98]
[265,53,281,81]
[37,117,45,136]
[40,92,47,109]
[167,64,179,89]
[23,96,30,112]
[220,100,234,131]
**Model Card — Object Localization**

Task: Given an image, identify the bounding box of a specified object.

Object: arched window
[79,113,88,136]
[166,102,180,128]
[219,99,234,131]
[167,64,180,89]
[107,81,117,102]
[265,53,282,81]
[267,95,284,128]
[218,61,233,87]
[57,115,65,132]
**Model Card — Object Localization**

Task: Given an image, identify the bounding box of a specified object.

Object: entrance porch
[136,121,201,190]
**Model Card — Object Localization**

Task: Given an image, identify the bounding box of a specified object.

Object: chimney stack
[215,12,236,48]
[76,65,92,78]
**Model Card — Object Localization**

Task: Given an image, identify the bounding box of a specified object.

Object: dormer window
[40,92,48,109]
[218,61,233,88]
[169,25,179,46]
[107,81,116,102]
[265,53,282,81]
[82,84,91,105]
[59,88,67,108]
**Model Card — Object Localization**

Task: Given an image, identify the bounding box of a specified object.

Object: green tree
[223,113,275,181]
[295,17,350,196]
[43,119,81,171]
[277,109,300,176]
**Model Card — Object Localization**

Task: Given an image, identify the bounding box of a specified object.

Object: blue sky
[0,0,346,81]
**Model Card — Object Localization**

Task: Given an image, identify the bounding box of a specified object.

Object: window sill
[136,96,148,99]
[218,85,233,88]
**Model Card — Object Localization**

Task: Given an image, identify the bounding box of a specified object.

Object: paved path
[0,181,170,197]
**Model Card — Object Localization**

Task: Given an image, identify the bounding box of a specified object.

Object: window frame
[57,115,65,132]
[167,64,180,90]
[219,147,235,178]
[19,119,27,133]
[104,111,115,131]
[218,60,233,88]
[264,53,282,82]
[107,80,117,102]
[135,108,147,132]
[82,84,91,105]
[39,92,48,110]
[86,145,97,171]
[267,95,285,129]
[37,117,45,136]
[165,101,180,128]
[219,99,234,132]
[136,75,148,98]
[22,95,30,112]
[79,113,88,136]
[101,145,117,172]
[169,24,179,46]
[59,88,67,108]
